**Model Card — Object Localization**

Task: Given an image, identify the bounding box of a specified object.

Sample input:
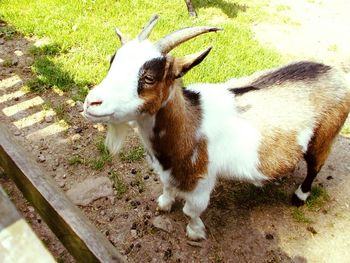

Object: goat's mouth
[84,111,113,122]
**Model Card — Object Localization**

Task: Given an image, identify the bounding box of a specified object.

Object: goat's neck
[137,85,199,158]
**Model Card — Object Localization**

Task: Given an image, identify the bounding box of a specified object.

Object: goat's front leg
[157,185,177,212]
[183,176,215,240]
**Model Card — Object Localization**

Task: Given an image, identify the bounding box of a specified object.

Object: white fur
[297,127,314,152]
[84,40,161,123]
[294,185,310,201]
[105,122,130,155]
[188,83,267,183]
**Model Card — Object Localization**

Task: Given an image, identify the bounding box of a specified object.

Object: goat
[84,15,350,240]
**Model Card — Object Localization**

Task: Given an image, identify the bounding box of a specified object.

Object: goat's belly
[258,140,304,178]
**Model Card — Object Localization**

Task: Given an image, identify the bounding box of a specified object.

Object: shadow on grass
[27,43,91,101]
[1,19,91,101]
[192,0,248,18]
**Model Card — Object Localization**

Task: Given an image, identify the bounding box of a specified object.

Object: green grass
[0,0,282,95]
[54,104,66,120]
[110,171,128,198]
[306,185,330,210]
[292,207,313,224]
[89,138,112,170]
[67,155,84,166]
[341,124,350,137]
[0,24,17,39]
[120,146,145,162]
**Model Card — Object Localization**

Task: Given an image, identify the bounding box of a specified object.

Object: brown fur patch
[306,94,350,171]
[258,129,304,177]
[138,59,174,115]
[151,87,208,191]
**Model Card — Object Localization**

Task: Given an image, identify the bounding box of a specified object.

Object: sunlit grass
[0,0,282,96]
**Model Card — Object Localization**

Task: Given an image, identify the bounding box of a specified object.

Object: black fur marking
[251,61,331,88]
[229,86,260,96]
[182,88,201,107]
[138,57,166,94]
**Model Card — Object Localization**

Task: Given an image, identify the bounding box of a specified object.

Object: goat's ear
[172,47,212,79]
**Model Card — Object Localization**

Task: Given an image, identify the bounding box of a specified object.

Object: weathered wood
[0,185,56,263]
[0,185,21,230]
[0,124,125,263]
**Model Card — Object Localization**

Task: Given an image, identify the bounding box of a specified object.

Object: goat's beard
[105,122,130,155]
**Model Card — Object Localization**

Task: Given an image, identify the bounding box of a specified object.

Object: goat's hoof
[291,193,306,207]
[157,194,173,212]
[186,224,206,241]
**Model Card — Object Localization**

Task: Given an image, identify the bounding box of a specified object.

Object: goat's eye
[144,75,155,85]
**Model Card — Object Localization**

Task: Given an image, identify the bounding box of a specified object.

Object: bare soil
[1,1,350,262]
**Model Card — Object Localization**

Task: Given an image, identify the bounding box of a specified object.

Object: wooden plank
[0,185,56,263]
[0,185,21,230]
[0,124,125,263]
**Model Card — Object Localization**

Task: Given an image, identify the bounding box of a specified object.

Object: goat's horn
[115,27,127,45]
[156,26,222,54]
[138,14,159,41]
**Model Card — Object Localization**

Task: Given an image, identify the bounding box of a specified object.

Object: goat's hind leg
[292,143,332,206]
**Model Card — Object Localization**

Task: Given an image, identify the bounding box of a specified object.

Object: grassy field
[0,0,282,99]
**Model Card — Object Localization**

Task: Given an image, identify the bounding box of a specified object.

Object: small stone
[186,240,203,248]
[37,155,46,163]
[14,130,21,136]
[28,206,35,213]
[72,25,78,31]
[14,97,20,101]
[265,233,274,240]
[45,115,53,123]
[130,229,137,238]
[104,230,110,236]
[143,175,149,180]
[71,134,81,141]
[326,175,333,180]
[75,101,84,112]
[75,127,83,133]
[100,210,106,216]
[59,181,66,188]
[152,216,173,233]
[66,177,113,206]
[62,174,67,179]
[93,124,105,131]
[14,50,24,56]
[131,168,137,174]
[306,226,317,234]
[0,39,5,45]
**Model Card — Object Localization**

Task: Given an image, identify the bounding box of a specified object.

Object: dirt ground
[1,1,350,262]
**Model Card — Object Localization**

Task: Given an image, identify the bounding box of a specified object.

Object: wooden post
[0,124,125,263]
[0,185,56,263]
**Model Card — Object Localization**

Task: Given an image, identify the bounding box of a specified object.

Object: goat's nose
[87,100,103,107]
